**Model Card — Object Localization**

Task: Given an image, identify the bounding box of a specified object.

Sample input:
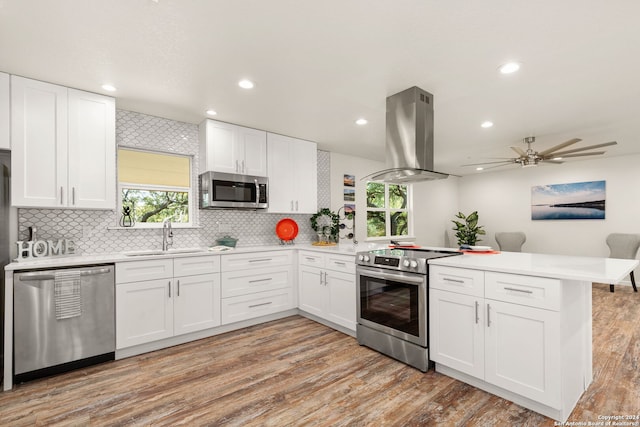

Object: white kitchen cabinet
[10,76,115,209]
[220,250,295,324]
[267,132,317,214]
[298,251,356,331]
[0,72,9,150]
[429,265,583,421]
[199,119,267,176]
[116,255,221,349]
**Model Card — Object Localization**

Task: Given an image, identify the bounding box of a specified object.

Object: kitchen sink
[123,247,207,257]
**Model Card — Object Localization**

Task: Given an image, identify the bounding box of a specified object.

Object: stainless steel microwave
[199,171,268,209]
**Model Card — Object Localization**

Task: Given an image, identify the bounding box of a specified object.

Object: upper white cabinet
[267,132,317,214]
[11,76,115,209]
[199,119,267,176]
[0,72,9,150]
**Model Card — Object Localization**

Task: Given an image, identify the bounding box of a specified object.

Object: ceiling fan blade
[542,141,617,157]
[510,146,526,157]
[462,160,516,167]
[481,162,517,170]
[553,151,606,159]
[540,159,564,164]
[537,138,582,156]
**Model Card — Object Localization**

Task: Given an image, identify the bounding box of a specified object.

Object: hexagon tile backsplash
[17,110,331,255]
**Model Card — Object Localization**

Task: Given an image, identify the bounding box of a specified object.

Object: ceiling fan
[463,137,618,170]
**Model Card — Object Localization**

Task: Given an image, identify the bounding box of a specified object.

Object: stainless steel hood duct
[364,87,449,183]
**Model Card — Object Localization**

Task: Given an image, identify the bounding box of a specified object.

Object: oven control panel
[357,251,427,274]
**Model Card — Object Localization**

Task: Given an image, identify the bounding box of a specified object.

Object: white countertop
[4,243,368,272]
[429,251,639,283]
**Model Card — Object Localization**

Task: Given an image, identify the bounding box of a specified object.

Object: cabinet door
[174,273,221,335]
[116,279,174,349]
[0,72,9,150]
[200,120,239,174]
[325,270,356,330]
[239,127,267,176]
[67,89,115,209]
[11,76,68,207]
[298,266,326,317]
[429,289,484,378]
[266,133,294,213]
[292,139,317,213]
[484,300,561,408]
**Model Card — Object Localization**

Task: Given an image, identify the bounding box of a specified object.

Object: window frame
[117,148,194,229]
[365,181,414,240]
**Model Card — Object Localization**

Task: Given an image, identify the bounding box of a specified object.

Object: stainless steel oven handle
[358,268,425,285]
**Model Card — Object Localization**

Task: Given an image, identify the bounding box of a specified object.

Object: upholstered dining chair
[495,232,526,252]
[606,233,640,293]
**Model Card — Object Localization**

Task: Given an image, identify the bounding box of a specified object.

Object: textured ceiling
[1,0,639,175]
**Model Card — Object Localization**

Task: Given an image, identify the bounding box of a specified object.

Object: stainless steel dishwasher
[14,264,115,382]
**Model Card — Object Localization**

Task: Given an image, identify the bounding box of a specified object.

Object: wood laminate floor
[1,283,638,426]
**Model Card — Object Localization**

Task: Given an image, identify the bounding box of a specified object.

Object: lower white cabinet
[429,265,586,421]
[116,255,221,349]
[298,251,356,331]
[220,250,295,324]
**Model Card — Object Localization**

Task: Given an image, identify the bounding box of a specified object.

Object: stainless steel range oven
[356,248,461,371]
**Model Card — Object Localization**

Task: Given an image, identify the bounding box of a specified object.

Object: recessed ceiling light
[476,167,484,171]
[206,109,217,116]
[101,84,117,92]
[498,62,521,74]
[480,121,494,128]
[355,118,368,125]
[238,79,254,89]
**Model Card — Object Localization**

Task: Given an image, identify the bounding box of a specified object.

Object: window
[118,148,192,227]
[366,182,412,238]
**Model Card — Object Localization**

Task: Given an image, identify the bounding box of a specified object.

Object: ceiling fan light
[553,157,562,160]
[476,167,484,171]
[481,121,494,128]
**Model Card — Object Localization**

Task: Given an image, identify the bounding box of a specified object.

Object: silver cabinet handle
[236,160,240,173]
[249,278,272,284]
[249,301,272,309]
[334,261,346,266]
[295,200,298,211]
[177,279,180,296]
[305,257,316,262]
[60,187,64,205]
[487,303,491,327]
[242,160,245,174]
[168,281,172,298]
[291,200,294,211]
[443,277,464,284]
[475,301,479,324]
[72,187,76,205]
[248,258,272,263]
[504,286,534,294]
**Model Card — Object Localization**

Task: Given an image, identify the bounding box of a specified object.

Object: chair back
[495,232,526,252]
[606,233,640,259]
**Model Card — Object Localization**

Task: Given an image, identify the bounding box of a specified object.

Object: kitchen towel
[54,270,82,320]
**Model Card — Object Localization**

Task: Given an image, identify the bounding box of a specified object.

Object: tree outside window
[118,148,192,227]
[366,182,411,238]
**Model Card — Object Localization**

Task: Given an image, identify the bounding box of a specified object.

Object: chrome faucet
[162,219,173,251]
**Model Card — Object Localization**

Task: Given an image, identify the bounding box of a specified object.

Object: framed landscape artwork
[531,180,606,220]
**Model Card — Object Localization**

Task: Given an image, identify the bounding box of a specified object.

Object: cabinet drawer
[221,266,292,298]
[325,254,355,274]
[430,266,484,297]
[485,272,561,311]
[299,251,325,268]
[221,288,294,324]
[174,255,220,277]
[116,259,173,284]
[221,250,293,271]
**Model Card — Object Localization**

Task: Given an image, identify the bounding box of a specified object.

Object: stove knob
[402,259,410,267]
[358,255,364,262]
[363,255,370,262]
[410,260,418,268]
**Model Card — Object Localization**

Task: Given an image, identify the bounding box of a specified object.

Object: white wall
[457,154,640,258]
[329,152,384,244]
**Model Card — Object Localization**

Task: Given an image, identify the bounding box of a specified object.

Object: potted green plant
[451,211,486,246]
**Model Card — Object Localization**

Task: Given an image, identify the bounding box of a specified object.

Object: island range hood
[363,86,449,183]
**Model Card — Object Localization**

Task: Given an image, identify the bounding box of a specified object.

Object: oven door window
[360,275,419,337]
[212,180,256,203]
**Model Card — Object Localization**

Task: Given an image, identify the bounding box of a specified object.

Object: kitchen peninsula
[428,251,638,422]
